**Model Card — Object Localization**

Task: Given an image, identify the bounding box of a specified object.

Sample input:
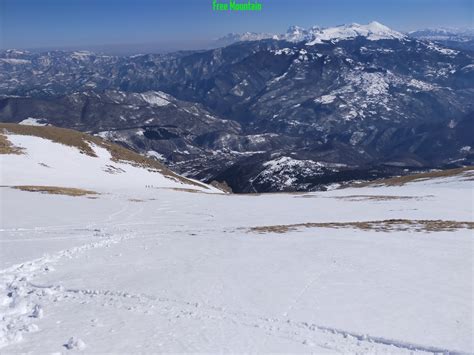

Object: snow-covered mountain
[1,15,473,354]
[215,21,405,45]
[217,23,474,50]
[305,21,405,45]
[0,123,217,193]
[408,27,474,51]
[280,25,314,42]
[409,27,474,42]
[214,32,276,47]
[1,21,473,192]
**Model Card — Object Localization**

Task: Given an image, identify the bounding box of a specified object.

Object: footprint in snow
[64,337,86,350]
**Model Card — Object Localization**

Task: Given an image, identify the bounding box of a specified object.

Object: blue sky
[0,0,472,51]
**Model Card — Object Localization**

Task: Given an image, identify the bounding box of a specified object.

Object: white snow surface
[18,118,48,126]
[215,32,275,44]
[306,21,405,45]
[0,134,473,353]
[315,94,337,104]
[0,58,31,65]
[0,134,214,193]
[139,91,170,107]
[71,51,93,60]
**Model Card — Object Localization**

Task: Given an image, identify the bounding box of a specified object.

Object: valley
[1,22,473,192]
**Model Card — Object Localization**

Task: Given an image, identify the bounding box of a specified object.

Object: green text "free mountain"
[212,0,263,11]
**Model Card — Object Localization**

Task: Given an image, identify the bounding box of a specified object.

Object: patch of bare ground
[103,165,126,174]
[128,198,145,202]
[295,195,433,201]
[210,180,233,193]
[151,187,223,194]
[12,185,99,197]
[0,132,24,154]
[249,219,474,234]
[0,123,209,189]
[169,187,204,193]
[1,124,97,156]
[332,195,432,202]
[356,167,474,187]
[239,191,308,197]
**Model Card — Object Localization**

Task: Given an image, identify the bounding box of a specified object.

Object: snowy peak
[216,21,405,47]
[365,21,393,32]
[214,32,275,46]
[305,21,405,45]
[237,32,276,41]
[286,25,305,33]
[285,25,306,39]
[281,25,319,42]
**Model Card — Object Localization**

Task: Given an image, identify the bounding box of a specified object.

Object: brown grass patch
[0,123,209,189]
[12,185,98,197]
[1,124,97,156]
[296,194,432,201]
[249,219,474,234]
[331,195,431,202]
[0,132,24,154]
[151,187,215,193]
[169,187,203,193]
[357,167,474,187]
[210,180,233,193]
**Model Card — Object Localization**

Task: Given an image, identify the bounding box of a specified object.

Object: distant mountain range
[213,22,474,50]
[216,21,405,44]
[408,28,474,51]
[1,22,473,192]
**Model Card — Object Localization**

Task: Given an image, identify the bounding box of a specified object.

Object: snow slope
[0,124,215,193]
[0,126,473,353]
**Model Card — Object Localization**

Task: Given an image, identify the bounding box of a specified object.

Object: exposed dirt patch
[150,187,222,194]
[210,180,233,193]
[128,198,145,202]
[0,123,209,189]
[103,165,126,174]
[2,124,97,156]
[249,219,474,234]
[356,167,474,187]
[169,187,203,193]
[331,195,431,202]
[12,185,99,197]
[0,132,24,154]
[295,195,433,201]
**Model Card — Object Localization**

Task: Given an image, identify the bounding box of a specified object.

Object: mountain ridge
[214,21,405,46]
[1,22,473,192]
